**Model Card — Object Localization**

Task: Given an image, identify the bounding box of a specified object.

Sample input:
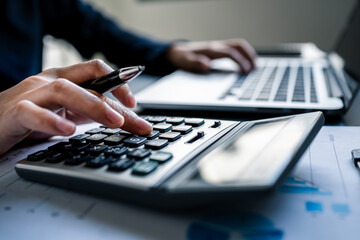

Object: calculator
[15,112,324,208]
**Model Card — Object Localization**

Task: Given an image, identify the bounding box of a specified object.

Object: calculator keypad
[22,116,237,189]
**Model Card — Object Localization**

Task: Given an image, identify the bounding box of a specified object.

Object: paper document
[1,125,360,240]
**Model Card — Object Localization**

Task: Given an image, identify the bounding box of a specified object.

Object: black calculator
[15,112,324,208]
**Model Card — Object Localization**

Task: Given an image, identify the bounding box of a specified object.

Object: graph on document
[278,129,360,217]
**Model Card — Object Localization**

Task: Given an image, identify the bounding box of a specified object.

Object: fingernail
[106,107,124,125]
[56,119,75,134]
[135,117,152,131]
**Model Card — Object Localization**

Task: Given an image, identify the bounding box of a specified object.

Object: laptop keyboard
[221,64,318,103]
[23,116,238,181]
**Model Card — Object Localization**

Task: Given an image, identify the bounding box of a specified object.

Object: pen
[81,65,145,94]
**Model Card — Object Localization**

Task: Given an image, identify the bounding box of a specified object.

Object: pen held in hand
[81,65,145,94]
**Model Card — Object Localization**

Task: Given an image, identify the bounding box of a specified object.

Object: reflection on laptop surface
[136,2,360,117]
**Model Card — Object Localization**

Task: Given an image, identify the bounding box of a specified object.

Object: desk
[2,75,360,239]
[1,125,360,239]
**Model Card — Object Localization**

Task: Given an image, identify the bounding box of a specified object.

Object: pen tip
[139,65,145,71]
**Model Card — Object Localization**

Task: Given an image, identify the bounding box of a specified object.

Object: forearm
[42,0,176,75]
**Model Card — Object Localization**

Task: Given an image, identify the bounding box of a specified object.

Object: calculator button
[45,152,69,163]
[48,142,89,153]
[123,136,147,148]
[86,134,108,143]
[127,148,152,160]
[147,116,166,123]
[69,134,90,143]
[186,131,205,144]
[101,128,121,135]
[172,125,193,135]
[85,128,104,134]
[27,150,54,161]
[105,146,128,157]
[48,142,72,151]
[166,117,185,125]
[184,118,205,127]
[132,161,158,175]
[159,132,181,142]
[149,152,173,164]
[119,130,133,136]
[153,123,172,133]
[139,115,151,121]
[64,152,92,165]
[104,135,126,145]
[141,130,160,140]
[145,139,168,150]
[85,153,112,168]
[210,121,221,128]
[85,144,108,155]
[108,158,136,171]
[65,142,90,152]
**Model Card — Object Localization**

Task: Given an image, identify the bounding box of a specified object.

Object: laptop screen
[336,1,360,81]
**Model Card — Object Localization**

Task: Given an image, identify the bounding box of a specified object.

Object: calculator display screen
[197,119,289,185]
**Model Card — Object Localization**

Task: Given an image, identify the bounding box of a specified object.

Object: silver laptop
[136,2,360,117]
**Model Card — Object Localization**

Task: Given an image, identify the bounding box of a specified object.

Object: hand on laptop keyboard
[167,39,257,74]
[0,60,152,156]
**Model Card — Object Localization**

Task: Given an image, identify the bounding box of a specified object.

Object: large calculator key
[45,152,69,163]
[108,158,136,172]
[127,148,151,160]
[86,134,108,143]
[119,130,133,136]
[85,153,112,168]
[132,161,158,175]
[48,141,89,152]
[145,139,168,150]
[64,153,92,165]
[85,128,104,134]
[153,123,172,133]
[149,152,173,164]
[105,146,128,157]
[166,117,185,125]
[48,142,71,151]
[172,125,193,135]
[101,128,121,135]
[141,130,160,140]
[184,118,205,127]
[65,142,90,152]
[159,132,181,142]
[27,150,54,161]
[85,144,108,155]
[104,135,126,145]
[123,136,147,148]
[147,116,166,124]
[69,134,90,143]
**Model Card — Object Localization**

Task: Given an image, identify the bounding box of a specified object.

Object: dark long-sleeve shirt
[0,0,175,91]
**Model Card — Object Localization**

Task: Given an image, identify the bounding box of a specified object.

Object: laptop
[136,1,360,118]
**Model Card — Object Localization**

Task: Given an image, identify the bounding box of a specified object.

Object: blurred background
[43,0,357,69]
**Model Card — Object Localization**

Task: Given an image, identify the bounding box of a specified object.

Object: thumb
[48,59,114,85]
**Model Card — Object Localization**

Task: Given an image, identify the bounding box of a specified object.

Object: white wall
[85,0,357,50]
[44,0,358,69]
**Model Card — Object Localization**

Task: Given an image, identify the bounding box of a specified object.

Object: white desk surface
[1,125,360,239]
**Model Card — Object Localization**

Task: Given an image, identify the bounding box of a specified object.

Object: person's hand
[166,39,257,74]
[0,59,152,155]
